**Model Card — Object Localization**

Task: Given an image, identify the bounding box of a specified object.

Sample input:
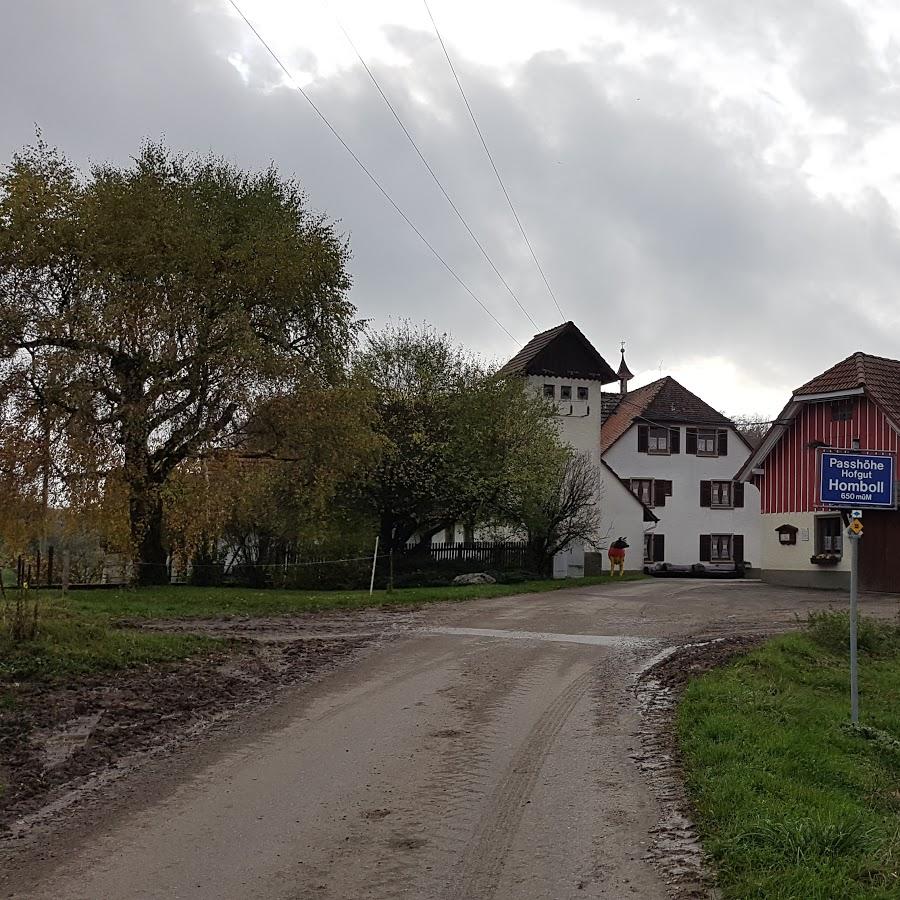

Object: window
[577,386,589,401]
[648,427,670,454]
[630,479,653,506]
[543,384,555,399]
[710,481,732,508]
[816,516,843,556]
[560,385,572,400]
[710,534,732,561]
[830,399,854,422]
[644,533,665,563]
[686,428,727,456]
[697,430,717,455]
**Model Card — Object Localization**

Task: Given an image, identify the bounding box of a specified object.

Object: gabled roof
[600,376,735,452]
[737,352,900,481]
[794,352,900,427]
[498,321,618,383]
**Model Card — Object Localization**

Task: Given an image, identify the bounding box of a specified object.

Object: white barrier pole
[369,535,380,595]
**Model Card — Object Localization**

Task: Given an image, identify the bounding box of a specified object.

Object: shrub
[807,610,900,658]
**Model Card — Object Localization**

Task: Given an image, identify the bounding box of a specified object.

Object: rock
[451,572,497,586]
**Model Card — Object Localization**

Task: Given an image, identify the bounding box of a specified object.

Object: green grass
[678,611,900,899]
[1,574,643,682]
[52,572,646,620]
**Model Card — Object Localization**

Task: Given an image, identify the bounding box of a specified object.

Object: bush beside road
[678,611,900,899]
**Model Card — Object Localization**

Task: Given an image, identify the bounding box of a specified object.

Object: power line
[423,0,566,322]
[326,4,539,331]
[226,0,518,344]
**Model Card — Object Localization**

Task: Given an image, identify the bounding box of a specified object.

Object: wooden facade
[754,396,900,515]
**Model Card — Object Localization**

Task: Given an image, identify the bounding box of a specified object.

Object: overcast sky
[4,0,900,418]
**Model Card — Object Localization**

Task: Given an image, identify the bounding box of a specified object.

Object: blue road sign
[820,450,896,508]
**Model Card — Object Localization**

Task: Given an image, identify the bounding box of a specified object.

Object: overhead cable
[327,4,539,330]
[227,0,519,343]
[423,0,566,321]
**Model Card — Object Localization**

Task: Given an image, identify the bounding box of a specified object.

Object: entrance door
[859,510,900,592]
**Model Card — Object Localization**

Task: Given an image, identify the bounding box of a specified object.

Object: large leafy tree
[0,139,357,583]
[354,322,564,552]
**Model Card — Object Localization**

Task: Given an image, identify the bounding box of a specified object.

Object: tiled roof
[600,392,623,422]
[498,321,618,383]
[600,376,734,452]
[794,352,900,428]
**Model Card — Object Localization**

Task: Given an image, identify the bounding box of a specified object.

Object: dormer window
[560,385,572,401]
[543,384,555,399]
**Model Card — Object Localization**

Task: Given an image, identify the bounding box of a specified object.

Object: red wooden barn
[737,352,900,591]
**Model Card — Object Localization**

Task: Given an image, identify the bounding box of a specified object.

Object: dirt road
[3,579,895,899]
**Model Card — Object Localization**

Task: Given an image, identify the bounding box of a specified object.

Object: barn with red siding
[737,352,900,591]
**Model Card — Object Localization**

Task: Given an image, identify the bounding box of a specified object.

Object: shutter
[686,428,697,454]
[662,480,673,497]
[669,428,680,454]
[717,429,728,456]
[653,480,667,507]
[653,534,665,562]
[699,534,711,562]
[700,480,711,507]
[637,425,649,452]
[733,534,744,563]
[733,481,745,508]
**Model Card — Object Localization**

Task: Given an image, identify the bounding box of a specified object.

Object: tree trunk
[130,489,169,585]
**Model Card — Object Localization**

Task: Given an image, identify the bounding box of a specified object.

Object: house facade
[498,322,651,574]
[601,368,761,573]
[736,352,900,591]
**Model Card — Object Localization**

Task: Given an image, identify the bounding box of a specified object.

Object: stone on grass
[452,572,497,586]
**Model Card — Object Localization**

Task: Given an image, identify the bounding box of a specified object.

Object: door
[859,510,900,592]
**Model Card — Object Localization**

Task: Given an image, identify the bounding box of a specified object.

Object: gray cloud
[2,0,900,415]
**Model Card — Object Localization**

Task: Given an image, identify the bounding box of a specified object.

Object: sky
[4,0,900,419]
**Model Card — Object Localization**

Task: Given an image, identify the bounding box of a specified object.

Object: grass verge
[53,572,647,620]
[678,611,900,899]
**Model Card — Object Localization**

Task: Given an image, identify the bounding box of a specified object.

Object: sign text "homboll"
[819,451,896,508]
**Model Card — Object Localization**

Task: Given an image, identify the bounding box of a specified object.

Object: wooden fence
[404,541,529,569]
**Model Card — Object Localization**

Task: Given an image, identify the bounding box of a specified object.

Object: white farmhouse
[600,361,761,574]
[498,323,652,575]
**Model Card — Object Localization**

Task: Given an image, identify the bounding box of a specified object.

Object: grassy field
[678,611,900,899]
[57,572,646,620]
[1,573,644,681]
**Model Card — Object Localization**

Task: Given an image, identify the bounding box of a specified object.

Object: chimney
[617,342,634,396]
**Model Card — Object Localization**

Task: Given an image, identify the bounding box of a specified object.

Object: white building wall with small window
[603,422,761,570]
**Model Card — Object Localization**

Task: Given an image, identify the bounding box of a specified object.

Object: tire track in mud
[447,662,598,900]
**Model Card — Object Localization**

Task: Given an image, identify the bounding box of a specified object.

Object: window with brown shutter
[710,481,732,508]
[637,425,649,452]
[710,534,733,561]
[648,426,670,454]
[733,481,745,508]
[644,533,666,562]
[631,479,654,506]
[699,534,711,561]
[697,430,717,455]
[653,481,667,507]
[717,430,728,456]
[733,534,744,563]
[685,428,697,454]
[699,480,712,507]
[669,428,680,454]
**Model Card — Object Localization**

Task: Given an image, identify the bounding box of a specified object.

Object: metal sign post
[848,521,861,724]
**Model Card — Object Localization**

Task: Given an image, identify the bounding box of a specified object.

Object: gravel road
[3,578,896,899]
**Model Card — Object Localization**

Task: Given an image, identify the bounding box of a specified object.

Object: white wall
[603,423,761,568]
[525,374,603,464]
[597,469,650,571]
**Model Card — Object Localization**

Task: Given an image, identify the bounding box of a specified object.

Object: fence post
[369,535,380,595]
[47,546,54,588]
[62,549,71,595]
